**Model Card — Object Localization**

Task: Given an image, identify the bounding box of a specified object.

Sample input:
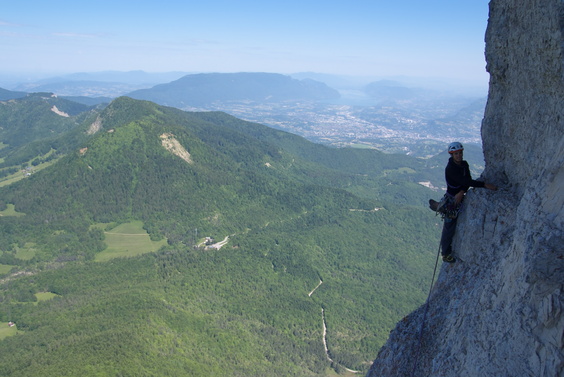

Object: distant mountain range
[127,72,341,107]
[1,71,487,161]
[41,70,189,84]
[9,70,189,97]
[16,80,144,98]
[6,72,342,105]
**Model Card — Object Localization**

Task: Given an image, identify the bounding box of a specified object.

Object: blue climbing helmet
[448,141,464,154]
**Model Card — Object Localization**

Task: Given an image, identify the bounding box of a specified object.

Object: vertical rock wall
[367,1,564,376]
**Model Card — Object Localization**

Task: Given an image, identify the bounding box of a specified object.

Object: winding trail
[104,232,149,236]
[321,308,360,374]
[322,308,331,361]
[309,280,360,374]
[308,279,323,297]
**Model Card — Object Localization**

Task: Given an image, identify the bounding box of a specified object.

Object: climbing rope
[410,243,442,377]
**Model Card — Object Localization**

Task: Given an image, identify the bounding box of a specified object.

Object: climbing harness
[435,193,462,220]
[410,243,442,377]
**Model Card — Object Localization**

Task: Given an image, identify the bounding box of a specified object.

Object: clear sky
[0,0,490,84]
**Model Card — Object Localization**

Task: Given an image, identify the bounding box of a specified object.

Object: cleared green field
[95,221,168,262]
[0,204,25,217]
[35,292,58,302]
[0,323,17,340]
[0,263,14,275]
[15,243,37,260]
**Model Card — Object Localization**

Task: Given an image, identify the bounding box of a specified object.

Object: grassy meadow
[0,204,25,217]
[0,264,14,274]
[0,323,17,341]
[95,221,168,262]
[35,292,58,302]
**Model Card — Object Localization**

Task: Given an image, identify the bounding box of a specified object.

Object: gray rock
[367,1,564,376]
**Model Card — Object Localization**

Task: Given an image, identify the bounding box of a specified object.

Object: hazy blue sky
[0,0,490,83]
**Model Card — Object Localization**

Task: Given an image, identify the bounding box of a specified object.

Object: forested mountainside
[0,92,96,146]
[0,87,27,101]
[0,96,444,376]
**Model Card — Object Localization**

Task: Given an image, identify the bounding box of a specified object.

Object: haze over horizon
[1,0,489,89]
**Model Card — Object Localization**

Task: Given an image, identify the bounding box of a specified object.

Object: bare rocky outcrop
[160,133,193,164]
[367,1,564,376]
[50,105,69,117]
[87,115,103,135]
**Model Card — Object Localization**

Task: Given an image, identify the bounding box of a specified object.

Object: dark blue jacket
[445,157,485,196]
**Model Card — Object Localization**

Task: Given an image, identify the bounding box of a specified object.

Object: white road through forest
[309,280,360,374]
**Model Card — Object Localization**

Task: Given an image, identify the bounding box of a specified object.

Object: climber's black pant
[440,216,458,256]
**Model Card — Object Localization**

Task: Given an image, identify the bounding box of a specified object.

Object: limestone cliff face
[367,1,564,376]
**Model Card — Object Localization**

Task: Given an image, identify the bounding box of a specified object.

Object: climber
[429,142,497,263]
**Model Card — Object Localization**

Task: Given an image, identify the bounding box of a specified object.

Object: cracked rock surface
[367,1,564,376]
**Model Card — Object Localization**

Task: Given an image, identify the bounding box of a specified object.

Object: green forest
[0,95,445,376]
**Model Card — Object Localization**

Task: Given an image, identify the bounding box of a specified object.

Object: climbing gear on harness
[442,254,456,263]
[431,193,461,219]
